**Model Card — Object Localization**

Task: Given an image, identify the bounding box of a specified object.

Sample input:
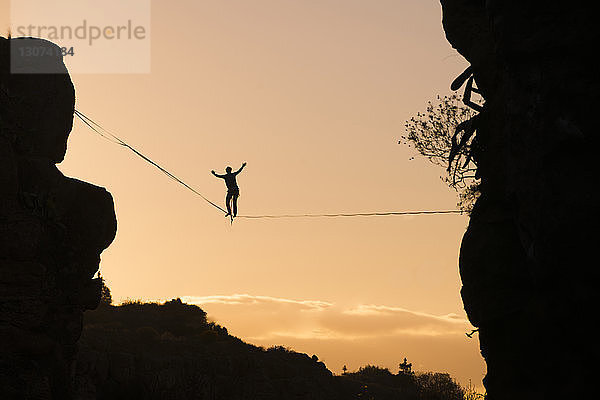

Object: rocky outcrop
[440,1,599,398]
[1,37,117,399]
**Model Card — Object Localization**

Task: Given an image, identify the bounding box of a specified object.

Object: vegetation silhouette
[339,365,464,400]
[75,297,468,399]
[98,273,113,306]
[211,162,247,220]
[401,93,482,213]
[399,357,413,375]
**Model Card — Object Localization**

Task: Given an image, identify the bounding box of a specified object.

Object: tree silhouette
[415,372,464,400]
[401,93,481,213]
[98,273,112,306]
[398,357,413,375]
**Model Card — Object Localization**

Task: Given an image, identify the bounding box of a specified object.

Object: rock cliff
[1,37,117,399]
[440,1,599,398]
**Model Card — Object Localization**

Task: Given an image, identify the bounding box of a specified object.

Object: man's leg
[225,193,232,216]
[232,194,239,217]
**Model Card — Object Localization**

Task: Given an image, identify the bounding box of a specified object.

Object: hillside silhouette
[74,298,465,400]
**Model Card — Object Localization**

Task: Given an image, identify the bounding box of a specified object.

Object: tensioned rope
[74,110,464,219]
[75,110,227,214]
[237,210,462,219]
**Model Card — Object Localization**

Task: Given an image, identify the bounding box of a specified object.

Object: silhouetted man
[212,162,246,220]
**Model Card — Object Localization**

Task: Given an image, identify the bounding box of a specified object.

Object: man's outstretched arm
[234,162,247,175]
[211,170,225,178]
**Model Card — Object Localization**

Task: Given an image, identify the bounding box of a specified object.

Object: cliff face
[0,37,117,399]
[440,1,599,398]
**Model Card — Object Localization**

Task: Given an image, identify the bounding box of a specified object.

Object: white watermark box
[10,0,151,73]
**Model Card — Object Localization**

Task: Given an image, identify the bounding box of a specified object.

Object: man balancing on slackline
[211,162,247,221]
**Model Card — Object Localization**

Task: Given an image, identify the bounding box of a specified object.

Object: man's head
[226,166,232,173]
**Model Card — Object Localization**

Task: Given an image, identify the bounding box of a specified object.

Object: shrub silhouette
[401,93,481,213]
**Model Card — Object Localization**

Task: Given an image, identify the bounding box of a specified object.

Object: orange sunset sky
[2,0,485,389]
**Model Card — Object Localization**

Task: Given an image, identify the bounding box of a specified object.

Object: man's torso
[224,173,238,192]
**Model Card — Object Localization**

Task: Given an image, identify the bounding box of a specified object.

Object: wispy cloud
[343,304,467,324]
[181,294,470,341]
[182,294,333,311]
[179,294,483,388]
